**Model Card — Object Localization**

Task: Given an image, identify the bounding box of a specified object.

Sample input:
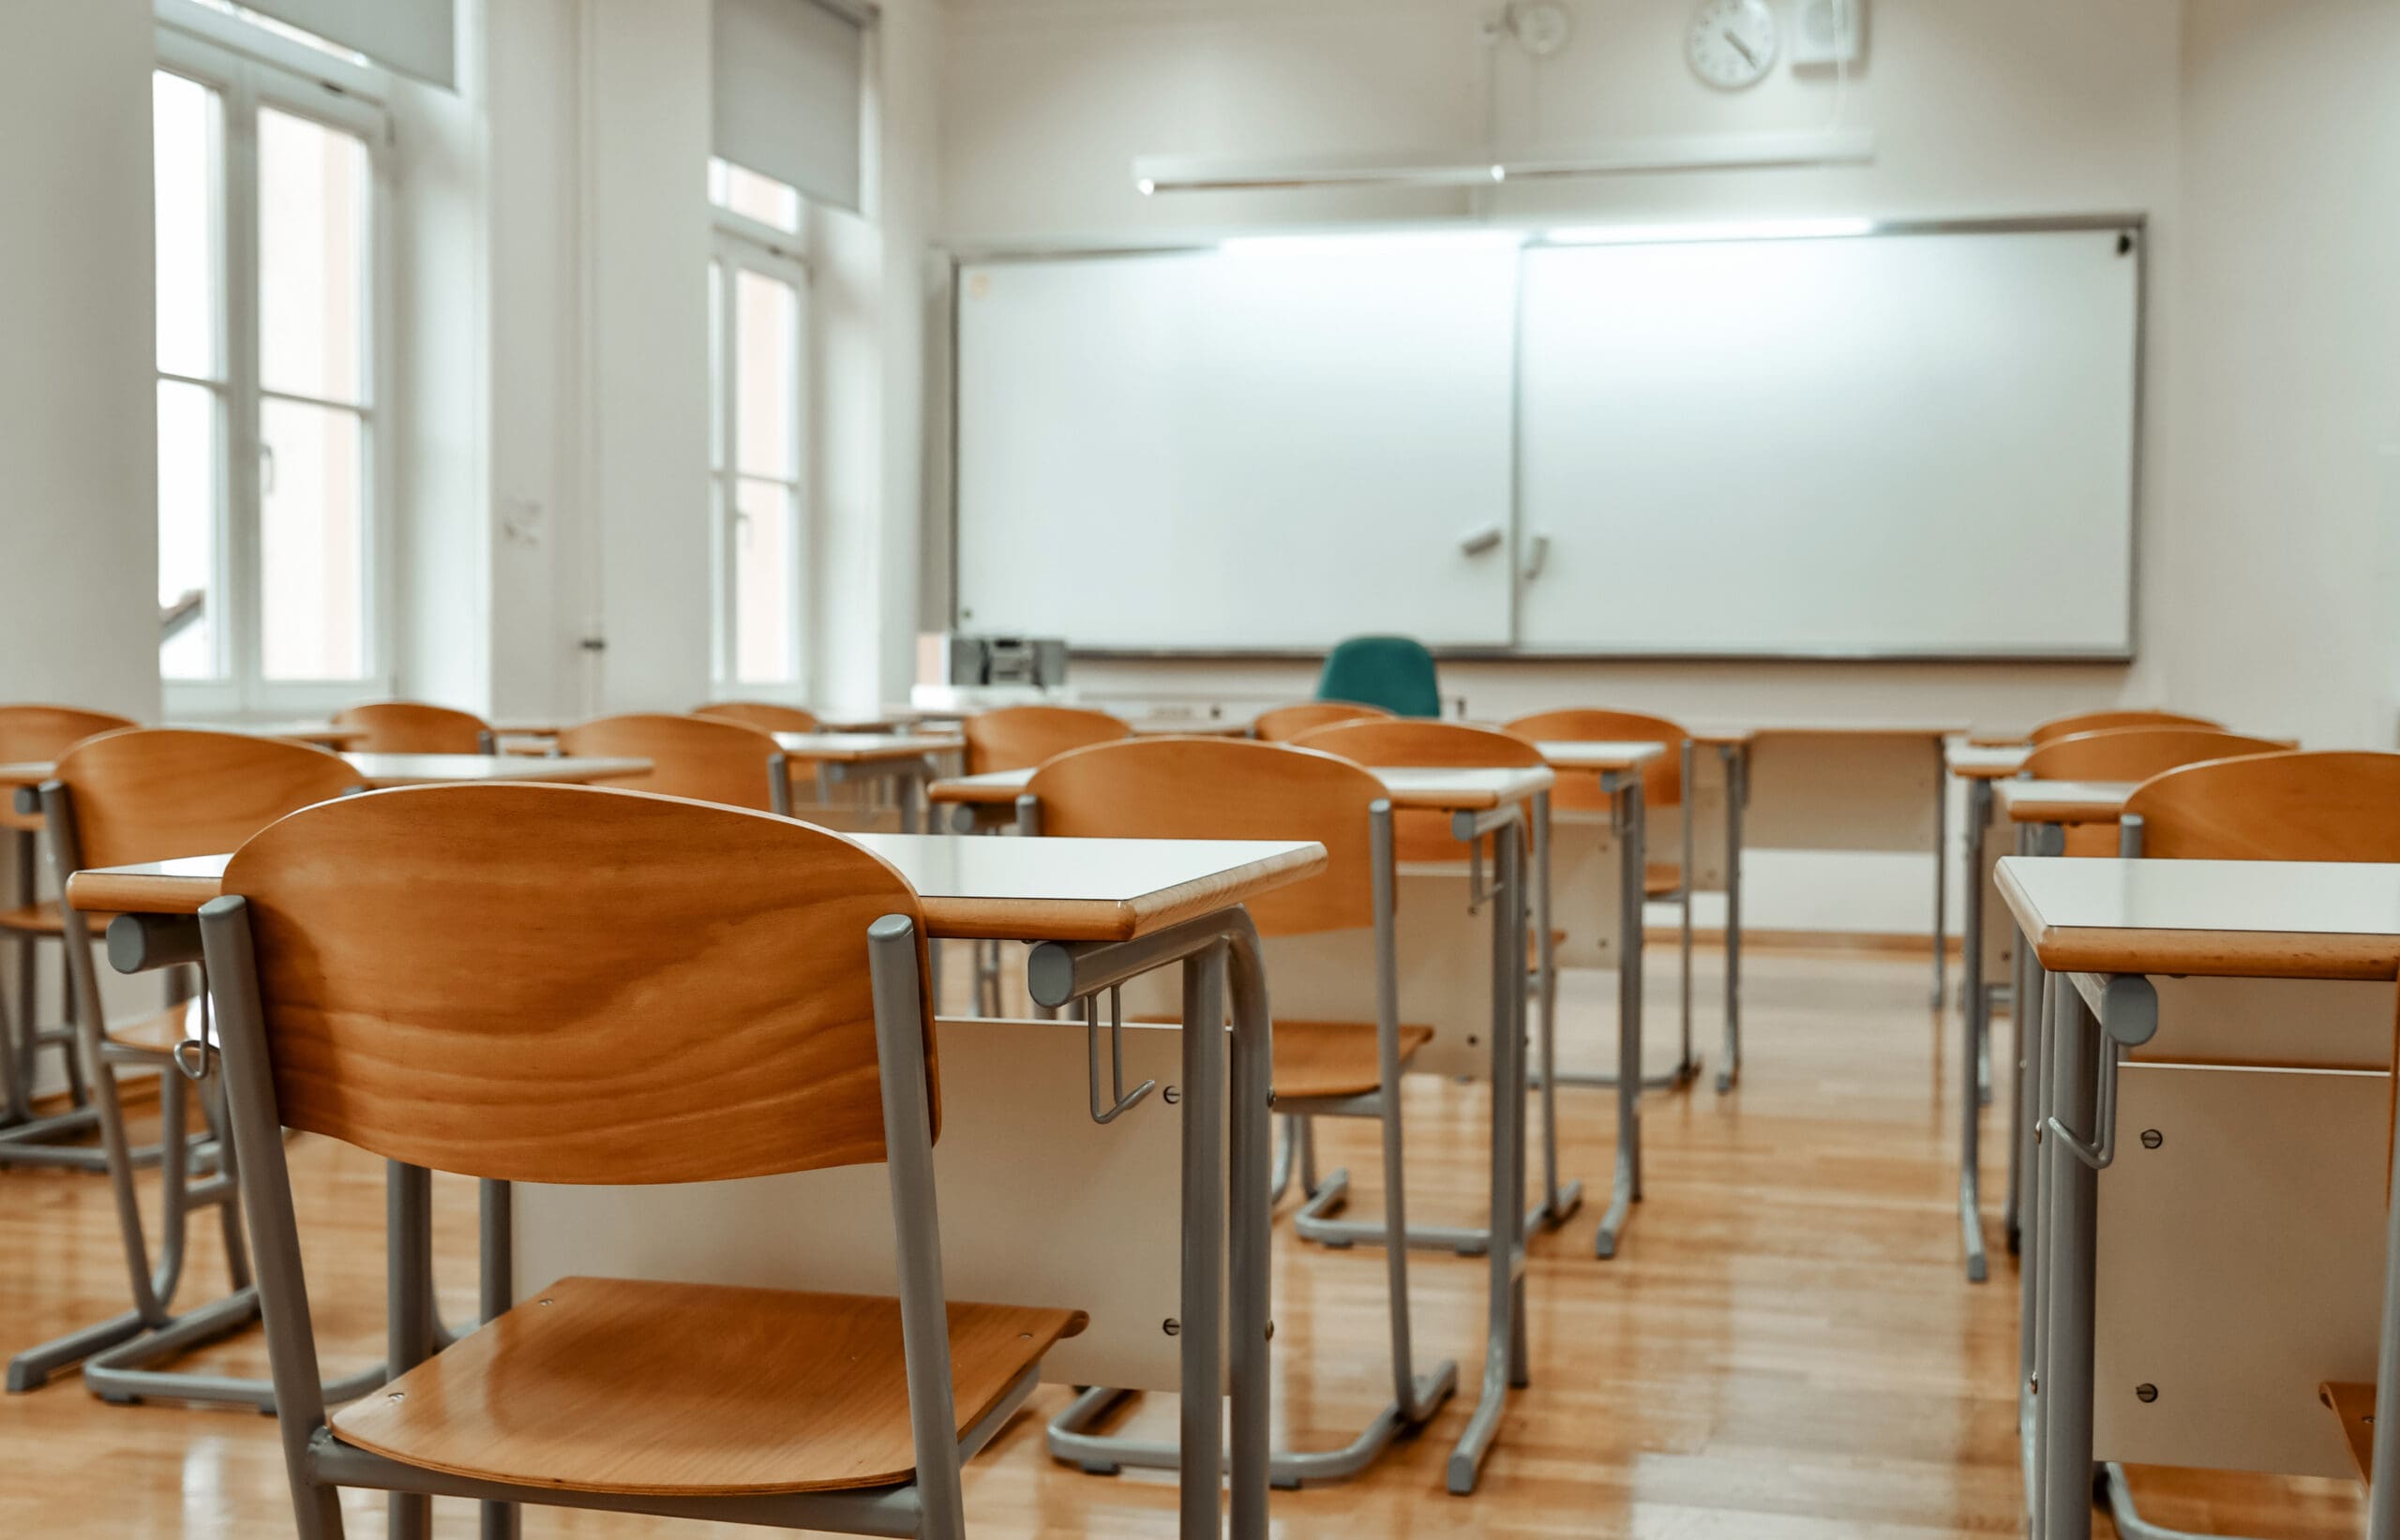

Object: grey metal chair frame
[204,896,999,1540]
[1027,792,1455,1488]
[4,781,388,1408]
[0,784,101,1150]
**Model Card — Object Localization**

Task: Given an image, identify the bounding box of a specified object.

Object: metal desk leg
[1223,933,1272,1540]
[1598,778,1646,1259]
[2020,971,2052,1532]
[1178,943,1228,1540]
[3,828,31,1124]
[1527,789,1582,1231]
[1716,744,1744,1094]
[1448,815,1527,1494]
[1958,775,1993,1283]
[2006,865,2039,1257]
[1932,741,1949,1009]
[2038,979,2100,1540]
[2370,1058,2400,1540]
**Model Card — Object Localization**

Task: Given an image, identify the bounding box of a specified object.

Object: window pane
[154,72,220,380]
[708,261,726,471]
[259,107,368,404]
[158,380,221,680]
[735,268,797,478]
[733,476,796,684]
[259,398,366,680]
[711,157,800,233]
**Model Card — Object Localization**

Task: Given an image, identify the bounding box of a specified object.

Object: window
[154,29,386,710]
[708,160,810,692]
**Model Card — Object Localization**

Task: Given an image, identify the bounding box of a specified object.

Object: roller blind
[241,0,456,87]
[714,0,867,214]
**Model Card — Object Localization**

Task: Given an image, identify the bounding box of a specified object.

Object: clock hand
[1723,29,1760,67]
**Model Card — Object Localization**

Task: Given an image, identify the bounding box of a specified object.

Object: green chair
[1316,636,1441,719]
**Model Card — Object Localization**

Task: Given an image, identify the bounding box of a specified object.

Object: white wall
[2162,0,2400,750]
[0,0,161,723]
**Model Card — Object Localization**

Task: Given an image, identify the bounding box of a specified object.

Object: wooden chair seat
[102,998,204,1054]
[1645,860,1682,897]
[330,1275,1086,1497]
[1273,1019,1433,1100]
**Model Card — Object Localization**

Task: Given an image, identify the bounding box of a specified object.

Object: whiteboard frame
[941,212,2147,665]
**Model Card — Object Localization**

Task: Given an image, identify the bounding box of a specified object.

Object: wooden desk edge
[1997,862,2400,980]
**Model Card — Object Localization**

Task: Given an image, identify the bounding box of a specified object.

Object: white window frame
[708,217,814,699]
[155,21,396,719]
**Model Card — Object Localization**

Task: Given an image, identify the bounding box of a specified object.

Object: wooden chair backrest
[2021,727,2290,785]
[962,705,1131,775]
[1252,701,1393,743]
[2028,709,2223,746]
[53,729,363,872]
[2122,751,2400,861]
[557,714,781,811]
[219,784,934,1185]
[333,701,490,755]
[693,701,822,734]
[1503,708,1688,812]
[1292,718,1542,861]
[0,705,137,831]
[1027,738,1380,936]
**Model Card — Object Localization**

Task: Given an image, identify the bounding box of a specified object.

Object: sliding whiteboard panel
[1517,228,2138,657]
[954,246,1519,650]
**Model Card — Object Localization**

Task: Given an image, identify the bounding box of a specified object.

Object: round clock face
[1688,0,1779,90]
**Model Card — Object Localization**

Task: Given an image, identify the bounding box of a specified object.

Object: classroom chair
[2118,749,2400,860]
[8,728,379,1407]
[1315,635,1441,719]
[1023,736,1451,1488]
[558,713,790,814]
[1252,700,1393,742]
[961,703,1129,775]
[0,704,134,1123]
[2021,725,2290,855]
[1504,709,1701,1087]
[2026,708,2224,746]
[197,782,1085,1540]
[332,701,494,755]
[691,700,823,734]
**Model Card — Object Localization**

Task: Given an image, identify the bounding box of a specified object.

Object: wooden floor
[0,946,2366,1536]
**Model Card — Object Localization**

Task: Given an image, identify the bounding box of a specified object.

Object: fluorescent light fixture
[1132,128,1874,195]
[1544,217,1878,246]
[1218,229,1528,258]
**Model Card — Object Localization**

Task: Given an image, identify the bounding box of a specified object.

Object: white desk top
[930,763,1554,811]
[1995,779,2134,823]
[162,719,371,747]
[66,833,1327,944]
[773,732,966,761]
[1996,856,2400,979]
[1686,721,1968,747]
[344,754,649,786]
[1,754,650,790]
[1948,743,2032,778]
[1531,740,1667,771]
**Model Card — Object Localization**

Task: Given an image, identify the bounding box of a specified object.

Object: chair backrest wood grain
[1252,701,1393,743]
[558,714,780,811]
[0,705,137,831]
[218,783,935,1184]
[53,728,363,872]
[2021,727,2290,785]
[1504,708,1688,813]
[692,701,823,734]
[2122,751,2400,861]
[2028,709,2224,746]
[1027,737,1380,935]
[962,704,1131,775]
[1293,718,1543,861]
[333,701,491,755]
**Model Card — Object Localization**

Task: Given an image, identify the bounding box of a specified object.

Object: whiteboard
[1516,228,2138,656]
[950,222,2141,659]
[952,245,1520,649]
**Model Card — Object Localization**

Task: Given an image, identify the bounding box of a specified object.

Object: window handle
[258,442,277,496]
